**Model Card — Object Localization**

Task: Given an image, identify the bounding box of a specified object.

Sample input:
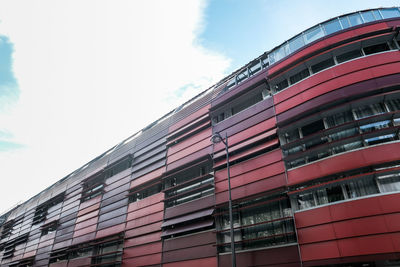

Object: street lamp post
[211,132,236,267]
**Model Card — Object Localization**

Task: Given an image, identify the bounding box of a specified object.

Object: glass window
[336,49,362,63]
[301,119,325,137]
[285,145,303,156]
[348,13,363,26]
[283,128,300,144]
[380,8,400,19]
[340,16,350,29]
[386,99,400,111]
[311,57,335,73]
[359,120,391,133]
[304,25,325,44]
[345,177,379,198]
[361,11,376,22]
[274,79,289,92]
[353,103,386,119]
[289,34,305,53]
[326,111,354,127]
[363,42,390,55]
[326,185,345,203]
[273,44,289,63]
[289,68,310,85]
[364,133,396,146]
[373,10,383,20]
[261,56,269,68]
[249,61,261,76]
[289,157,306,168]
[236,70,248,84]
[323,18,342,35]
[378,172,400,192]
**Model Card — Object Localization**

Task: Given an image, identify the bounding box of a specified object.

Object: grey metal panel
[131,159,166,179]
[132,151,167,173]
[133,145,166,166]
[134,136,167,159]
[135,127,169,152]
[97,214,126,230]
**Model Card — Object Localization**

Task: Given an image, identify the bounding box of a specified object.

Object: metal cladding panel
[169,104,211,134]
[125,221,162,238]
[163,231,215,252]
[166,145,212,172]
[213,97,273,134]
[132,151,166,174]
[167,137,211,165]
[123,241,162,259]
[130,167,165,188]
[135,125,169,152]
[126,211,163,230]
[167,128,211,157]
[162,243,216,264]
[287,142,400,186]
[164,195,214,220]
[275,56,400,116]
[218,245,301,267]
[124,232,161,247]
[216,174,287,204]
[211,71,268,110]
[268,22,389,77]
[122,252,162,267]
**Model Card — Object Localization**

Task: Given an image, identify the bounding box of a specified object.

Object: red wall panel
[288,142,400,186]
[130,167,165,189]
[122,253,162,267]
[169,105,210,133]
[300,241,341,262]
[167,128,211,156]
[163,257,217,267]
[123,241,162,258]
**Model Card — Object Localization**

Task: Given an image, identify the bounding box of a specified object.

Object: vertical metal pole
[225,132,236,267]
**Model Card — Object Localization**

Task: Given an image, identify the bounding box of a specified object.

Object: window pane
[323,19,342,35]
[340,17,350,29]
[274,79,289,92]
[363,42,390,55]
[380,8,400,19]
[304,25,325,44]
[236,70,248,84]
[302,119,325,137]
[326,185,345,203]
[378,172,400,192]
[364,133,395,146]
[348,13,363,26]
[297,192,315,210]
[361,11,375,22]
[373,10,383,20]
[289,68,310,84]
[326,111,354,127]
[336,49,362,63]
[289,34,305,53]
[359,120,391,133]
[249,61,261,76]
[311,57,335,73]
[353,103,386,119]
[283,128,300,144]
[386,99,400,111]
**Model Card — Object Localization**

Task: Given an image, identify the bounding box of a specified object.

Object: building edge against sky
[1,7,400,267]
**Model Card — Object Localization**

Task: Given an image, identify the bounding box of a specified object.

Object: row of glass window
[219,8,400,95]
[292,166,400,211]
[216,196,295,252]
[271,40,397,93]
[281,96,400,169]
[269,8,400,64]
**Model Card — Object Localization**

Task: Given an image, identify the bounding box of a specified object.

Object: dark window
[301,119,325,137]
[104,156,132,178]
[274,79,289,92]
[81,174,106,203]
[33,193,64,225]
[41,221,58,236]
[336,49,363,63]
[363,42,390,55]
[289,68,310,85]
[129,182,162,203]
[231,94,262,115]
[311,57,335,73]
[1,220,14,240]
[164,162,213,208]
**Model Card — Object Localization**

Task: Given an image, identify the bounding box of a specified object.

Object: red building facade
[1,7,400,267]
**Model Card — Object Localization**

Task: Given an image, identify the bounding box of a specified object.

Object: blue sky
[0,0,399,212]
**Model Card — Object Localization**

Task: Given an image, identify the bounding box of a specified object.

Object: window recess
[32,193,64,225]
[212,83,270,125]
[216,194,295,253]
[81,172,107,203]
[270,36,397,94]
[290,164,400,211]
[280,94,400,169]
[8,257,34,267]
[41,220,58,236]
[128,181,162,203]
[1,234,29,259]
[163,161,213,208]
[49,235,123,266]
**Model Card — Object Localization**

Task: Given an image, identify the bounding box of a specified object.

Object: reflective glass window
[378,172,400,192]
[380,8,400,19]
[274,79,289,92]
[297,192,315,210]
[289,34,305,53]
[340,16,350,29]
[329,128,358,141]
[236,70,248,84]
[348,13,363,26]
[373,10,383,20]
[249,61,261,76]
[325,111,354,128]
[323,18,342,35]
[359,120,391,133]
[304,25,325,44]
[365,133,395,146]
[353,103,386,119]
[361,11,375,22]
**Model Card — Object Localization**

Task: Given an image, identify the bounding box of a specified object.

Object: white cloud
[0,0,230,213]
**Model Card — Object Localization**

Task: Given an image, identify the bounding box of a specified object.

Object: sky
[0,0,399,213]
